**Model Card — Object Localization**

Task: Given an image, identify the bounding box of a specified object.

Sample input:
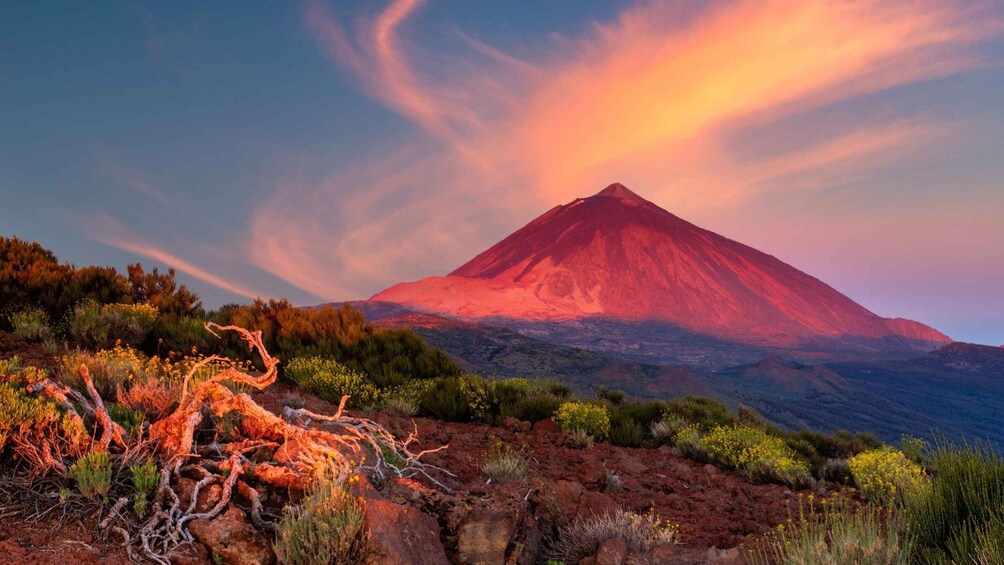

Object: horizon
[3,1,1004,345]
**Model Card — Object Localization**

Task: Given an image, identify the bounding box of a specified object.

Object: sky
[2,1,1003,345]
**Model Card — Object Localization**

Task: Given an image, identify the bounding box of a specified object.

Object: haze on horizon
[2,1,1004,345]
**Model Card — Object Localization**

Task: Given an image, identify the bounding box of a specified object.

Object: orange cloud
[261,0,1001,301]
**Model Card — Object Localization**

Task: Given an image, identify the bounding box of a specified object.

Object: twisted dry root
[42,322,453,562]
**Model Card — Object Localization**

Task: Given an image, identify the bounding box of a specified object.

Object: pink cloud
[253,0,1001,301]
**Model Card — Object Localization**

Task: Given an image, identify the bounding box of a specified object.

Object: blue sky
[2,1,1003,345]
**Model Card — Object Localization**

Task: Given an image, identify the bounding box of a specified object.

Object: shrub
[900,435,928,465]
[701,425,812,488]
[608,414,644,447]
[554,402,610,440]
[69,450,113,502]
[663,396,735,429]
[674,426,706,461]
[650,417,686,446]
[481,440,530,483]
[286,357,381,409]
[747,499,910,565]
[59,346,146,400]
[117,377,179,421]
[68,300,157,349]
[0,380,61,454]
[549,510,678,563]
[905,441,1004,564]
[849,447,927,506]
[130,458,158,515]
[565,430,595,450]
[107,404,145,436]
[418,377,473,422]
[9,307,53,342]
[499,390,562,423]
[273,474,368,565]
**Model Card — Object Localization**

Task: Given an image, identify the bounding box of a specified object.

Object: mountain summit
[372,183,950,352]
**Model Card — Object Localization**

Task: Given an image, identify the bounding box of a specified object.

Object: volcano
[371,183,950,353]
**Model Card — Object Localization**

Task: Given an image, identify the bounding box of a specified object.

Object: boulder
[593,537,628,565]
[532,419,560,435]
[363,498,449,565]
[188,505,275,565]
[455,508,518,565]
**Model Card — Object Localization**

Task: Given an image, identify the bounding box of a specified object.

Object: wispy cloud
[93,144,176,206]
[83,212,263,300]
[255,0,1001,301]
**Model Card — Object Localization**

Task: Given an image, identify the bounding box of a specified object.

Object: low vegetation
[69,450,113,502]
[748,497,910,565]
[701,425,813,488]
[905,441,1004,564]
[548,510,678,563]
[849,446,928,506]
[287,356,381,408]
[481,439,530,483]
[273,472,368,565]
[554,401,610,440]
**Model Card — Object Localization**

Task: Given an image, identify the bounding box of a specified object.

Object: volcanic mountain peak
[372,183,951,353]
[595,182,648,203]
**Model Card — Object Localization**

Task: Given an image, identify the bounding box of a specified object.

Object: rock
[532,419,559,435]
[702,546,741,564]
[594,537,628,565]
[503,416,531,433]
[176,476,223,513]
[363,498,449,565]
[551,480,618,521]
[168,543,211,565]
[188,506,275,565]
[456,508,518,565]
[579,459,606,486]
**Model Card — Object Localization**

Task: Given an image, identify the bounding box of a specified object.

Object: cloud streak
[255,0,1001,301]
[83,213,263,300]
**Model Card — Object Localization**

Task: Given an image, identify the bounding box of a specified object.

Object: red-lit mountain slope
[371,183,950,352]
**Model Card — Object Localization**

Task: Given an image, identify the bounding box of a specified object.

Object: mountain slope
[373,183,949,353]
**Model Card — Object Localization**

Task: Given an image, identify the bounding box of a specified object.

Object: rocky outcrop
[363,498,449,565]
[188,506,275,565]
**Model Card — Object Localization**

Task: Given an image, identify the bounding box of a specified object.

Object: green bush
[700,425,812,488]
[68,300,158,349]
[0,380,61,454]
[650,417,686,446]
[848,447,928,506]
[608,413,644,447]
[905,441,1004,564]
[130,458,158,515]
[500,390,562,423]
[554,402,610,440]
[273,474,368,565]
[663,396,735,429]
[674,426,706,461]
[286,357,380,408]
[418,377,473,422]
[108,404,145,436]
[69,450,112,502]
[8,306,53,342]
[747,499,910,565]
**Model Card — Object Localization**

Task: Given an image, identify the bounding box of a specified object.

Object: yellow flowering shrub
[849,447,928,506]
[287,357,380,408]
[554,402,610,440]
[701,425,812,488]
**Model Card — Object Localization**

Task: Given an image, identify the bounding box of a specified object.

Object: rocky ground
[0,380,838,565]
